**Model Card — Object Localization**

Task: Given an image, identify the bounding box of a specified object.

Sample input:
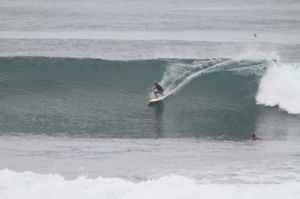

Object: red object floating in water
[251,134,262,141]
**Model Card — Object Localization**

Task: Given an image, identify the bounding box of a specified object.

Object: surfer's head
[153,81,158,85]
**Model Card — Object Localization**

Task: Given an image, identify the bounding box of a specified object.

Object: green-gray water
[1,57,298,140]
[1,0,300,198]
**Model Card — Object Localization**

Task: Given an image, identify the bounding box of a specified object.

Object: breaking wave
[256,62,300,114]
[0,169,299,199]
[0,55,298,137]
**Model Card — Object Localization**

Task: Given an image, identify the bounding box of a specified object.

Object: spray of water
[156,58,265,97]
[256,61,300,114]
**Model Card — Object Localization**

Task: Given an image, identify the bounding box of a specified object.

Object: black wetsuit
[155,84,164,92]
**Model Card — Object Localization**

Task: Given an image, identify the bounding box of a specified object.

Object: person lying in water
[251,134,262,141]
[152,81,164,97]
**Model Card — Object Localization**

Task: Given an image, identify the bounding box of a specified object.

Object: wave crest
[256,62,300,114]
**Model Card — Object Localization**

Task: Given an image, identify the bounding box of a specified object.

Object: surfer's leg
[153,89,159,97]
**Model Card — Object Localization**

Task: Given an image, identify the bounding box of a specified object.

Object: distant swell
[256,62,300,114]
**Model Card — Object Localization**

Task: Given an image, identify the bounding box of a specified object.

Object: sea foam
[256,62,300,114]
[1,169,299,199]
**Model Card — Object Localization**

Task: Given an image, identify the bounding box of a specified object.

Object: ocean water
[0,0,300,198]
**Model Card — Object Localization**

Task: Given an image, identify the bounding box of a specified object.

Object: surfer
[251,134,262,141]
[152,81,164,97]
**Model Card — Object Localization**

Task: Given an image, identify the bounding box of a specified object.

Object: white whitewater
[1,169,299,199]
[256,62,300,114]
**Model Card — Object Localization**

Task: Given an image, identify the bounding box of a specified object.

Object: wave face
[0,56,299,139]
[0,169,299,199]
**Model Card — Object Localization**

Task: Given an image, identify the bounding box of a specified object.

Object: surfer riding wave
[152,81,164,98]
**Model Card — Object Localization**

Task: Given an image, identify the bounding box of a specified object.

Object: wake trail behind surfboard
[154,59,265,98]
[154,59,228,97]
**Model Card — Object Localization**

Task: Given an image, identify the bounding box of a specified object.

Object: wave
[0,56,299,137]
[256,62,300,114]
[153,58,300,115]
[0,169,299,199]
[1,37,299,61]
[1,31,300,44]
[0,55,265,99]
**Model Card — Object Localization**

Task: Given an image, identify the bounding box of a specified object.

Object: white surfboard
[148,94,169,105]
